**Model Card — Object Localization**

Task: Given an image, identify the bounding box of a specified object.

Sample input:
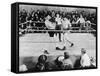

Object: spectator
[45,62,54,71]
[76,14,85,30]
[35,55,47,71]
[63,52,73,69]
[55,55,65,70]
[80,48,91,68]
[85,19,91,31]
[19,8,96,36]
[20,9,27,23]
[90,57,96,67]
[19,64,28,72]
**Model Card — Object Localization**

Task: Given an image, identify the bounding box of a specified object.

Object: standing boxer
[55,14,62,42]
[62,18,74,47]
[45,15,56,42]
[56,17,74,50]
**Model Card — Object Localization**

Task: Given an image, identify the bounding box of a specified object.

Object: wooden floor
[19,33,96,59]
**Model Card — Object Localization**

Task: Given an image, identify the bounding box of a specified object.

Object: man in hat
[80,48,91,68]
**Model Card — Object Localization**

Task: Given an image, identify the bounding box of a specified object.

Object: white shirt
[55,17,62,25]
[62,19,71,29]
[80,53,91,67]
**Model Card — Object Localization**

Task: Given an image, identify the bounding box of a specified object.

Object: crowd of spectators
[19,9,96,24]
[19,8,96,36]
[19,48,96,72]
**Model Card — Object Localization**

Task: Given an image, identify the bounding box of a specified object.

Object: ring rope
[19,20,96,26]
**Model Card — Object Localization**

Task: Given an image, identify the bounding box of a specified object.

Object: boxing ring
[19,22,96,68]
[19,32,96,57]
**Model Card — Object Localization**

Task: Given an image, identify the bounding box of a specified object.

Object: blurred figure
[19,64,28,72]
[90,57,96,67]
[63,31,74,47]
[45,15,56,43]
[63,52,73,69]
[55,14,62,42]
[76,14,85,30]
[62,17,71,30]
[45,62,54,71]
[62,17,74,47]
[80,48,91,68]
[35,55,47,71]
[50,10,56,22]
[85,19,91,31]
[55,55,65,70]
[45,15,56,36]
[55,52,73,70]
[20,9,27,23]
[41,48,49,54]
[55,42,66,50]
[55,17,74,50]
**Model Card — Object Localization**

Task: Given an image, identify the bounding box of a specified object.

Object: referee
[55,14,62,42]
